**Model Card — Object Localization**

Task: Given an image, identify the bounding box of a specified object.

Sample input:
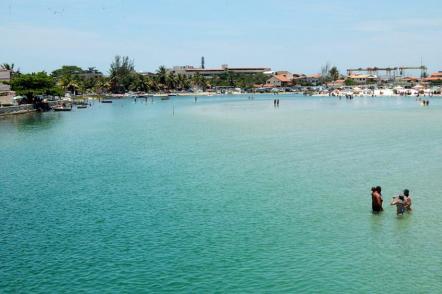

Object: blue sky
[1,0,441,75]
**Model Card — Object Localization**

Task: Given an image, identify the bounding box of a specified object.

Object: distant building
[78,68,103,79]
[295,74,322,86]
[267,73,292,87]
[0,69,14,106]
[396,76,420,87]
[347,74,378,84]
[327,79,346,87]
[139,71,156,77]
[0,69,11,85]
[170,64,271,78]
[424,71,442,84]
[274,71,294,80]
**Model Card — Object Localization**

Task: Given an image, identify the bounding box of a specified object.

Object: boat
[101,100,113,103]
[160,96,170,100]
[77,105,87,109]
[52,104,72,111]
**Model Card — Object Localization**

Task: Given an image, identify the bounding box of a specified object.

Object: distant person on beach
[273,99,276,107]
[403,189,412,211]
[391,195,405,215]
[371,186,383,213]
[277,99,280,107]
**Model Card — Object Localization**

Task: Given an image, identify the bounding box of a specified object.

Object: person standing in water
[391,195,405,215]
[371,186,383,213]
[403,189,412,211]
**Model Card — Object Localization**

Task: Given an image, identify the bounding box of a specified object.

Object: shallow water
[1,95,441,292]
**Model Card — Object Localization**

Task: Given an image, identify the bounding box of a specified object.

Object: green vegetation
[6,55,345,99]
[345,78,356,86]
[109,56,136,93]
[329,66,340,81]
[209,72,268,88]
[320,63,341,84]
[9,72,62,101]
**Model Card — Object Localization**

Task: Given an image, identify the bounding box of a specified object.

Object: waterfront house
[266,74,292,87]
[0,69,14,106]
[295,74,322,86]
[424,72,442,85]
[347,74,378,85]
[327,79,346,87]
[396,76,420,87]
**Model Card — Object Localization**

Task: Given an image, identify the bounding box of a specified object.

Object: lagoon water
[1,95,442,292]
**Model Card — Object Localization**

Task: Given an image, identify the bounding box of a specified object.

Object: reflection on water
[0,111,62,132]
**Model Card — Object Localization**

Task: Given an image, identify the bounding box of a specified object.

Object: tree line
[1,56,270,100]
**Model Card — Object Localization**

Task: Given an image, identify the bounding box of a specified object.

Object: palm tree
[95,77,111,94]
[156,66,168,90]
[176,74,190,90]
[145,76,158,92]
[1,63,20,75]
[166,72,177,90]
[192,73,208,91]
[1,63,14,71]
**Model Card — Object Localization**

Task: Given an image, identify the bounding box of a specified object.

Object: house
[0,69,14,106]
[295,74,322,86]
[347,74,378,84]
[424,72,442,84]
[327,79,346,87]
[266,74,291,87]
[396,76,420,87]
[0,69,11,85]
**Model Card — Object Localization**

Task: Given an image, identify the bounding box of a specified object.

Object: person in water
[391,195,405,215]
[403,189,412,211]
[371,186,383,212]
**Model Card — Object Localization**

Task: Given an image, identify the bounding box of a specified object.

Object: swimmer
[403,189,412,211]
[371,186,383,213]
[391,195,405,215]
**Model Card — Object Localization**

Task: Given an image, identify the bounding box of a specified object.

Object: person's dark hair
[375,186,382,193]
[399,195,404,201]
[371,187,376,192]
[403,189,409,197]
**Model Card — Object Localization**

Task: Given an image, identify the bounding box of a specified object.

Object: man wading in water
[371,186,383,213]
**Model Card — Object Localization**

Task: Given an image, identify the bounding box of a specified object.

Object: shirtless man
[403,189,412,211]
[371,186,383,213]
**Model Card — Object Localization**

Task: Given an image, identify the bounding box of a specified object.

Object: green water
[1,95,441,293]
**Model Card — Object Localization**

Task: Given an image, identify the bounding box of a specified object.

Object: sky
[1,0,442,75]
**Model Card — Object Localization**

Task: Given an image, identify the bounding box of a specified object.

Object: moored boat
[52,105,72,111]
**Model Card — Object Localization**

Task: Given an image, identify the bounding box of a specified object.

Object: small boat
[101,100,113,103]
[160,96,170,100]
[77,105,87,109]
[53,105,72,111]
